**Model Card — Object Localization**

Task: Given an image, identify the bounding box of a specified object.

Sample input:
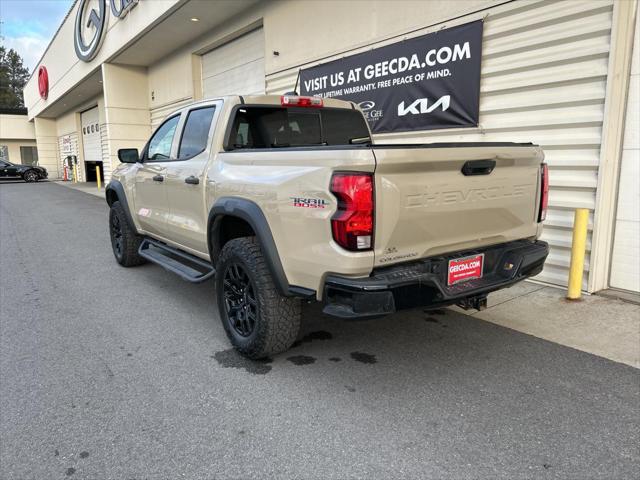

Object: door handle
[461,159,496,176]
[184,176,199,185]
[152,174,164,182]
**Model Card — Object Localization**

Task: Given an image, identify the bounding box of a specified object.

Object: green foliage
[0,46,30,108]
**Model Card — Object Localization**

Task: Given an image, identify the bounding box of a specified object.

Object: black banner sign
[300,20,483,133]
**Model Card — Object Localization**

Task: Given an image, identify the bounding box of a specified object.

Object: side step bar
[138,238,215,283]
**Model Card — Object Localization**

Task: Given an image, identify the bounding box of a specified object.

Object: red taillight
[330,173,374,251]
[281,95,323,108]
[538,163,549,222]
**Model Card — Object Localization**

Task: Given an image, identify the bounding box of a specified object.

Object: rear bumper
[323,239,549,318]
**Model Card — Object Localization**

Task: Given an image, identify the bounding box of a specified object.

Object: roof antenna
[284,69,301,96]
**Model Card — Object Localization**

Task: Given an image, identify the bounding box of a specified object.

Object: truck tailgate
[372,144,543,267]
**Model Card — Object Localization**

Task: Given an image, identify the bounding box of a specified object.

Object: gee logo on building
[74,0,139,62]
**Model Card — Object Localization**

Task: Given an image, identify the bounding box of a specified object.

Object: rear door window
[178,106,216,159]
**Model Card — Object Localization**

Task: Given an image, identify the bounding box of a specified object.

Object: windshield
[227,106,371,150]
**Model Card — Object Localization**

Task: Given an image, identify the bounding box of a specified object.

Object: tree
[0,46,30,108]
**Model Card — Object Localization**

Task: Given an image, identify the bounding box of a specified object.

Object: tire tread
[217,237,301,359]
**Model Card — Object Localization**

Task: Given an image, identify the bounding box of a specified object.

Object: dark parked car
[0,160,48,182]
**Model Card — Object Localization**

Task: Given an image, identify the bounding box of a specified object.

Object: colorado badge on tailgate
[447,253,484,286]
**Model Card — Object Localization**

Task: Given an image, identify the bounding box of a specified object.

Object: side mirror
[118,148,140,163]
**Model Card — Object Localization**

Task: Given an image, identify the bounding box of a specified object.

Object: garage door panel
[484,11,613,58]
[480,82,607,113]
[622,74,639,149]
[81,107,101,163]
[483,36,611,77]
[483,1,610,38]
[480,58,610,93]
[610,220,640,292]
[615,149,640,222]
[202,28,264,99]
[201,29,264,79]
[203,58,265,98]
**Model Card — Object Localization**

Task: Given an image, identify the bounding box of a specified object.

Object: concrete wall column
[101,63,151,183]
[33,117,61,179]
[589,0,639,292]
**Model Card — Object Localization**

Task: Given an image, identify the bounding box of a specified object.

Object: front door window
[147,116,179,161]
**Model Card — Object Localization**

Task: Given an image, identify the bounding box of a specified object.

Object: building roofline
[27,0,79,81]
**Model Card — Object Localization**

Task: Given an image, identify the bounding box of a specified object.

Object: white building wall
[0,114,36,140]
[0,114,37,165]
[149,47,194,129]
[102,64,151,182]
[33,117,60,179]
[0,140,38,165]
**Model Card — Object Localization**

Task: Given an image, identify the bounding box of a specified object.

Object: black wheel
[109,201,146,267]
[216,237,301,359]
[222,261,259,338]
[23,170,39,183]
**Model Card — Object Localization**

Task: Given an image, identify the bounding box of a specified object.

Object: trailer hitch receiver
[457,294,488,311]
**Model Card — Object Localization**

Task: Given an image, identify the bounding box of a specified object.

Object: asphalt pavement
[1,181,639,479]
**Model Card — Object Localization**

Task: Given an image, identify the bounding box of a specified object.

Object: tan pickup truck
[106,94,549,358]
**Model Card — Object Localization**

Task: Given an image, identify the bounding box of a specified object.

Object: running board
[138,238,215,283]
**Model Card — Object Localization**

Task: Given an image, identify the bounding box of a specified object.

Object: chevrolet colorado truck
[106,94,549,359]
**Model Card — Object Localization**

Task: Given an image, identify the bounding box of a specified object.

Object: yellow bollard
[567,208,589,300]
[96,166,102,189]
[73,164,78,184]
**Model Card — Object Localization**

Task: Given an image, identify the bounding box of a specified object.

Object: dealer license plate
[447,253,484,286]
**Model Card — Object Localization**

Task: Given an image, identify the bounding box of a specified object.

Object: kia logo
[358,100,376,111]
[397,95,451,116]
[74,0,107,62]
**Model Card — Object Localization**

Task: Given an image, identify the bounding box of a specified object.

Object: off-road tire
[23,170,39,182]
[216,236,301,359]
[109,201,146,267]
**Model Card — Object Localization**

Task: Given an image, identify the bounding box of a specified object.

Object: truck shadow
[134,262,573,382]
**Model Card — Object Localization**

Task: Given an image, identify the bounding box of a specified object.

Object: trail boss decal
[291,197,328,209]
[300,20,483,133]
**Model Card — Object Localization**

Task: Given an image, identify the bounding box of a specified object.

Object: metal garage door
[202,28,265,99]
[610,15,639,293]
[266,0,615,291]
[81,107,101,162]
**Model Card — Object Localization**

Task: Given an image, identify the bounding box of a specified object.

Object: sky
[1,0,73,73]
